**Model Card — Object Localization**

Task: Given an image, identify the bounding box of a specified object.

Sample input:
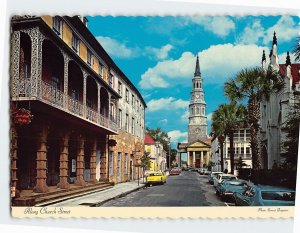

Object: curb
[91,184,146,207]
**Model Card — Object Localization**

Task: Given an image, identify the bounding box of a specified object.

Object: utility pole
[168,137,171,169]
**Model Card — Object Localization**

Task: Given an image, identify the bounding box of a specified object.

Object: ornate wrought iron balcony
[12,78,118,133]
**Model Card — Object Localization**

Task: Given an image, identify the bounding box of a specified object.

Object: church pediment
[188,139,211,148]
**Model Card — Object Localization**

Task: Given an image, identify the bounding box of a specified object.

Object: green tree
[281,102,300,170]
[146,127,177,168]
[141,152,151,170]
[293,36,300,62]
[224,67,284,170]
[211,102,247,174]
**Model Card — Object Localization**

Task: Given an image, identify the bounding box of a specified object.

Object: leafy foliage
[281,102,300,170]
[211,101,247,174]
[224,66,284,170]
[292,36,300,62]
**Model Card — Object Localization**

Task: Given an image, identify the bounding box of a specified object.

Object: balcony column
[75,134,86,186]
[33,124,49,193]
[57,130,70,189]
[89,138,98,183]
[99,136,108,182]
[27,27,44,97]
[108,93,112,126]
[97,83,101,124]
[193,151,196,168]
[200,151,204,168]
[63,54,69,109]
[10,125,20,198]
[11,30,20,98]
[186,152,190,167]
[83,71,87,118]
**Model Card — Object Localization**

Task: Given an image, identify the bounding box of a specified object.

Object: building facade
[260,32,300,169]
[144,134,167,173]
[178,55,211,168]
[10,16,145,201]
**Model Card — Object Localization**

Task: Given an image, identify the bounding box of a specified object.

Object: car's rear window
[226,181,245,186]
[261,191,295,201]
[149,173,162,176]
[222,176,236,180]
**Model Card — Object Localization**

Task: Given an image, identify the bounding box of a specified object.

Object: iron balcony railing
[14,78,118,133]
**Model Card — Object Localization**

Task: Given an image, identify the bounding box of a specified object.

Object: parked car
[234,185,295,206]
[213,173,238,188]
[169,168,181,175]
[146,171,167,186]
[204,169,211,175]
[199,168,208,175]
[217,179,249,202]
[208,172,223,184]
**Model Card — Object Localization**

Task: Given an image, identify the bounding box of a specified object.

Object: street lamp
[168,137,171,169]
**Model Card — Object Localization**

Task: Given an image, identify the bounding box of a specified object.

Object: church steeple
[188,54,207,143]
[194,55,201,77]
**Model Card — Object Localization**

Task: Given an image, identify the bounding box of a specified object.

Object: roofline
[65,16,147,108]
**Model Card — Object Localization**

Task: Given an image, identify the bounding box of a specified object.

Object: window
[241,147,244,155]
[136,100,139,112]
[72,33,79,53]
[246,130,250,140]
[132,117,135,134]
[124,153,128,174]
[246,147,251,156]
[109,151,114,176]
[99,62,103,77]
[126,88,129,102]
[118,81,122,96]
[125,114,129,132]
[87,49,92,66]
[118,109,122,129]
[132,95,135,108]
[53,16,62,35]
[109,74,114,88]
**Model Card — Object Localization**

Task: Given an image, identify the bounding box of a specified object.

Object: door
[117,152,121,183]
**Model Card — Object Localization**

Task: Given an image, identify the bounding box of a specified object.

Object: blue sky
[87,16,299,146]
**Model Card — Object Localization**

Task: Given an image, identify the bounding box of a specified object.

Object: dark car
[217,179,249,202]
[234,185,295,206]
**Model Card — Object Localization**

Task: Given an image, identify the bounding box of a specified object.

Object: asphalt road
[101,171,226,207]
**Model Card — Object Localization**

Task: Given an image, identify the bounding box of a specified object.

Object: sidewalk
[49,179,146,207]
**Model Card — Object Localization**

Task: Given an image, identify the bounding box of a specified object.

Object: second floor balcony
[11,26,119,134]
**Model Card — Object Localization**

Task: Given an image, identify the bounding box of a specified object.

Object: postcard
[8,6,299,219]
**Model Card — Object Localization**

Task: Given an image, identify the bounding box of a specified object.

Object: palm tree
[292,36,300,62]
[211,102,247,174]
[224,67,284,170]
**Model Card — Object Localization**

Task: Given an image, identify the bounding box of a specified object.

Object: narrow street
[100,171,225,207]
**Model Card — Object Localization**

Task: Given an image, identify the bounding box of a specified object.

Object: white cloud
[181,110,189,123]
[206,112,213,122]
[158,119,168,125]
[238,16,299,45]
[263,16,299,45]
[168,130,188,143]
[139,51,195,89]
[237,20,264,45]
[140,44,282,89]
[147,97,189,112]
[190,16,235,37]
[145,44,174,60]
[96,36,139,59]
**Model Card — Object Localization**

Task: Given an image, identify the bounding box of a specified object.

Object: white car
[213,173,238,188]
